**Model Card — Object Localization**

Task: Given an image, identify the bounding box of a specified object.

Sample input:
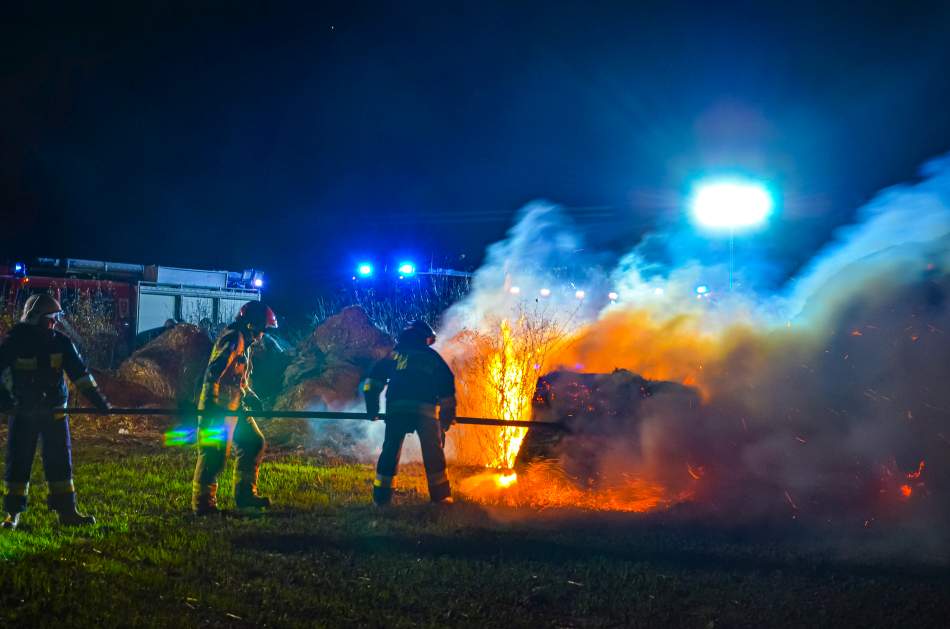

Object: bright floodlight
[608,291,618,301]
[509,286,521,295]
[398,262,416,276]
[356,263,373,277]
[575,290,586,300]
[253,277,264,288]
[690,179,772,229]
[539,287,551,297]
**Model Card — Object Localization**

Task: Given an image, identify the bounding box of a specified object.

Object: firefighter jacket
[364,342,456,418]
[0,323,109,413]
[198,325,260,412]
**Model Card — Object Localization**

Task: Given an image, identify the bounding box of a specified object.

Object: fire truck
[0,258,264,364]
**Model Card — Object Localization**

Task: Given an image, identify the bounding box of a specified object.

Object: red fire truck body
[1,258,262,364]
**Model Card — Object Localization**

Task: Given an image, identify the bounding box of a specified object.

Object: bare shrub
[313,275,471,337]
[59,289,120,369]
[448,303,577,467]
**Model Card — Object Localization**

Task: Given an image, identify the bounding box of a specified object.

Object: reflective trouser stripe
[5,482,29,496]
[50,353,63,368]
[426,470,449,487]
[373,473,395,488]
[48,480,75,495]
[14,358,37,370]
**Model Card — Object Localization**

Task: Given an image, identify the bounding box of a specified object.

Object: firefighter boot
[193,484,220,516]
[372,473,395,506]
[234,482,270,510]
[48,489,95,526]
[1,513,20,530]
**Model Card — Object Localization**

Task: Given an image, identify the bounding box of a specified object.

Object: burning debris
[516,369,701,476]
[439,155,950,533]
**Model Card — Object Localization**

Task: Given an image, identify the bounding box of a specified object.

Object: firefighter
[364,320,457,506]
[0,294,111,530]
[192,301,277,515]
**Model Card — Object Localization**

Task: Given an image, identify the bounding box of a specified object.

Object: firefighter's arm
[363,357,393,419]
[435,354,457,431]
[200,334,240,411]
[62,339,111,412]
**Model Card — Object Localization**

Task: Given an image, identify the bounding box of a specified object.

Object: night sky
[3,1,950,309]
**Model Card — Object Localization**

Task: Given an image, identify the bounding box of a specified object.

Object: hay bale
[284,306,392,388]
[276,363,365,411]
[277,306,392,411]
[116,324,212,403]
[515,369,701,474]
[87,368,168,408]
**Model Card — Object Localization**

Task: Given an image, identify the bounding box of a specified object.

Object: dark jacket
[0,323,108,413]
[364,341,456,416]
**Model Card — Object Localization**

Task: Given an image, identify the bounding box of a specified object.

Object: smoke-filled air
[439,153,950,539]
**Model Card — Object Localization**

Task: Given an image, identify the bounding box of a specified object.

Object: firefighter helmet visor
[21,294,64,323]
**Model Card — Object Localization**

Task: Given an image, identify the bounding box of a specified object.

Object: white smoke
[440,151,950,542]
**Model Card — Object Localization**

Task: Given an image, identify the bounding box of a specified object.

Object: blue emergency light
[356,263,374,277]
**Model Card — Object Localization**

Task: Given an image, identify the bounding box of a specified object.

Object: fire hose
[61,407,570,431]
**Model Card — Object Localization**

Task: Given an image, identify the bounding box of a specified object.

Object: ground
[0,428,948,628]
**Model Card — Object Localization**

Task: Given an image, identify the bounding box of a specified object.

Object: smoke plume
[441,153,950,541]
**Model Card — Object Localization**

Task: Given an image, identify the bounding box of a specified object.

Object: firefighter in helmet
[364,320,457,506]
[0,294,111,529]
[192,301,277,514]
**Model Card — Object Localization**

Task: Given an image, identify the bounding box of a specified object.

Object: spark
[783,490,798,510]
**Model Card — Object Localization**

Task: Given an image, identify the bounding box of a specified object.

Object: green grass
[0,434,948,628]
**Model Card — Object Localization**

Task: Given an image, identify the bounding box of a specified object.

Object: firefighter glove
[366,399,381,420]
[439,400,457,433]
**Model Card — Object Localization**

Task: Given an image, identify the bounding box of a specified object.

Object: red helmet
[236,301,278,331]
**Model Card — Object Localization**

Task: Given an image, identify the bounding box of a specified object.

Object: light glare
[691,180,772,229]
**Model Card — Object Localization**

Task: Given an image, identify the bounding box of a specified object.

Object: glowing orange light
[495,472,518,488]
[899,484,913,499]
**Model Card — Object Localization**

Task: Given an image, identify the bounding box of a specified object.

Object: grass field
[0,428,948,628]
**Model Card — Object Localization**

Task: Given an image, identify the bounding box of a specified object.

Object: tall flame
[487,319,529,468]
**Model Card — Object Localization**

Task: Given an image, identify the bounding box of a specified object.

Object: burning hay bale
[277,306,393,410]
[116,323,212,404]
[516,369,702,479]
